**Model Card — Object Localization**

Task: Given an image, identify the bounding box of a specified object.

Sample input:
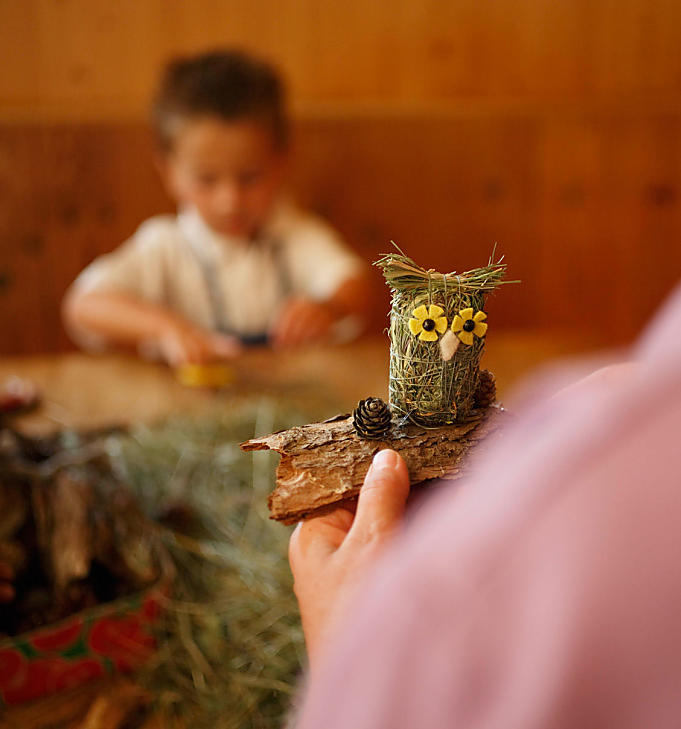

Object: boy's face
[163,116,287,239]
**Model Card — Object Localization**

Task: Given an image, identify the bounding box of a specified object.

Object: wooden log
[76,678,149,729]
[0,677,111,729]
[241,405,507,524]
[32,469,94,591]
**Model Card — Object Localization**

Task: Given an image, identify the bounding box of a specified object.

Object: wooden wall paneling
[535,114,681,344]
[0,126,51,354]
[104,125,174,250]
[596,119,654,339]
[43,126,119,352]
[604,117,681,328]
[0,1,42,110]
[1,111,681,354]
[40,125,173,354]
[647,118,681,305]
[0,1,161,119]
[536,119,615,337]
[4,1,681,121]
[594,118,641,342]
[587,0,681,95]
[294,115,540,330]
[432,116,541,329]
[0,124,167,355]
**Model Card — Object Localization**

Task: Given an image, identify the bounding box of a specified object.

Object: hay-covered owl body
[376,250,506,426]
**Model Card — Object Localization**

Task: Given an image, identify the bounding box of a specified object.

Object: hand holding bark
[288,449,410,667]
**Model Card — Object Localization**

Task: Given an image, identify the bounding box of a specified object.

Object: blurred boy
[63,50,369,365]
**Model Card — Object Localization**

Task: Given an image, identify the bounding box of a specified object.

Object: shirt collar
[176,206,240,259]
[176,199,294,258]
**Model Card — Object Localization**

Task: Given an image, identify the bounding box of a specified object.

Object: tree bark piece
[241,405,507,524]
[76,678,149,729]
[32,469,94,590]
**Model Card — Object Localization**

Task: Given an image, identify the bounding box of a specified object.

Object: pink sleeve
[297,284,681,729]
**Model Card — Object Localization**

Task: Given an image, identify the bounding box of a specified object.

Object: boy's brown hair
[152,49,288,151]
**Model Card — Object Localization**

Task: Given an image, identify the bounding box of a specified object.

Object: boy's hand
[289,449,410,666]
[271,297,336,349]
[156,320,242,366]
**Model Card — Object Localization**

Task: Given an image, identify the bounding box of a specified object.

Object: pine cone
[474,369,497,409]
[353,398,392,439]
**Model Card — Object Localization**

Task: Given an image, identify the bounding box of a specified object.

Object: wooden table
[0,331,600,728]
[0,332,599,434]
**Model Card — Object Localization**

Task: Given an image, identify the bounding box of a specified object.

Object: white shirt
[71,202,363,342]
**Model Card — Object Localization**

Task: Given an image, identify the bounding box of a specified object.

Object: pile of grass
[375,246,511,426]
[105,399,312,729]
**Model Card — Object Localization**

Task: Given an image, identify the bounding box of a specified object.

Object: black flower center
[422,318,436,331]
[463,319,476,333]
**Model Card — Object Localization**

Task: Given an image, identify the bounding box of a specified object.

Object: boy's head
[153,50,289,239]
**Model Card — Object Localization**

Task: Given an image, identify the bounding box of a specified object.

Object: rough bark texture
[241,405,507,524]
[50,471,94,590]
[0,427,166,636]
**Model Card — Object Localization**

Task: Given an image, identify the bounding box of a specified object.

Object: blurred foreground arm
[294,284,681,728]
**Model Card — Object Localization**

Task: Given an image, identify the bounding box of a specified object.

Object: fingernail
[372,449,399,471]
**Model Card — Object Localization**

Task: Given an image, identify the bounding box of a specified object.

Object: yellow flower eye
[451,308,488,345]
[408,304,448,342]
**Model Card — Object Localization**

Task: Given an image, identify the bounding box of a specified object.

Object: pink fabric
[297,283,681,729]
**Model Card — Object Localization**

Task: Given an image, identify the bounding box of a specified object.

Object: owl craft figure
[243,245,513,524]
[375,248,507,427]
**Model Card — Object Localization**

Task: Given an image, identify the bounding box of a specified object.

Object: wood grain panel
[0,124,173,353]
[2,1,681,120]
[290,115,541,330]
[1,114,680,354]
[0,127,50,353]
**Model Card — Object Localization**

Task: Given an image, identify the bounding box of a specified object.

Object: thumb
[348,449,410,543]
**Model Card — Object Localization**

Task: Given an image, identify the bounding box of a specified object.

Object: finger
[186,338,212,365]
[163,339,186,367]
[281,313,308,347]
[169,332,206,366]
[179,345,200,365]
[293,302,336,345]
[270,311,293,349]
[292,310,323,344]
[285,307,320,347]
[272,299,310,348]
[210,334,243,359]
[275,303,305,348]
[303,318,332,343]
[348,449,410,544]
[289,508,356,568]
